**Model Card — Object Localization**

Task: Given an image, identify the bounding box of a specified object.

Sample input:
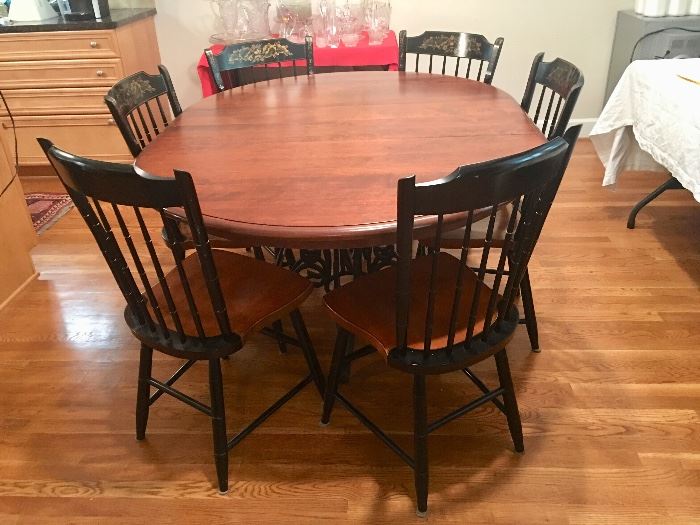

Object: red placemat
[197,31,399,97]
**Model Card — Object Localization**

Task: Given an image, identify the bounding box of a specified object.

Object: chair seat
[148,249,312,340]
[438,204,511,249]
[324,252,496,355]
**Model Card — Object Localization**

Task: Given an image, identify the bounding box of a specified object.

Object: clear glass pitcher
[210,0,271,42]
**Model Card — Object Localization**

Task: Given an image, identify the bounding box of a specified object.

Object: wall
[153,0,635,121]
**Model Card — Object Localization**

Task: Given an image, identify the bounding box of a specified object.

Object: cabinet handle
[96,70,105,77]
[90,41,98,48]
[107,118,115,125]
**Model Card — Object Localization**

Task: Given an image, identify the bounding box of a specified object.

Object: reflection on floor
[2,140,699,523]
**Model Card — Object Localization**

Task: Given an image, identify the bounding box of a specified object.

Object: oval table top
[135,71,545,249]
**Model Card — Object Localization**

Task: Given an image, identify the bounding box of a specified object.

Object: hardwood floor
[2,140,699,524]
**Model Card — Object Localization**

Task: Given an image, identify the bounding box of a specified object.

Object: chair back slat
[549,96,564,138]
[445,210,474,351]
[464,204,498,342]
[476,60,485,82]
[37,138,241,350]
[394,127,581,357]
[133,207,186,341]
[135,106,152,143]
[154,97,170,129]
[128,113,147,150]
[144,101,161,137]
[105,66,182,157]
[205,37,314,93]
[160,211,207,339]
[481,198,522,335]
[540,90,556,136]
[422,214,444,352]
[399,30,504,85]
[109,202,170,338]
[88,196,153,329]
[521,53,584,139]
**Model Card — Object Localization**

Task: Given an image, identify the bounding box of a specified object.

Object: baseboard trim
[570,118,598,138]
[0,272,39,312]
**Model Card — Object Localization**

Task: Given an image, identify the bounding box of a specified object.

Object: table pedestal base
[268,246,398,291]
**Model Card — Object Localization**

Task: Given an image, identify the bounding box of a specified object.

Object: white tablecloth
[590,59,700,203]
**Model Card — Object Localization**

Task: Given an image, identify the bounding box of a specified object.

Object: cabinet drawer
[0,31,119,62]
[0,59,123,89]
[0,114,131,166]
[0,87,110,117]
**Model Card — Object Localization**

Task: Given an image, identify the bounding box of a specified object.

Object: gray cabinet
[606,10,700,102]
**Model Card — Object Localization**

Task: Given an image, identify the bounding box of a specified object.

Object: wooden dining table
[135,71,545,286]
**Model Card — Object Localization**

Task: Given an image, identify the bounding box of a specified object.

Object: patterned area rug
[25,193,74,235]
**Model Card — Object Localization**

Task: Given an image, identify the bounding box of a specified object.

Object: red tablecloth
[197,30,399,97]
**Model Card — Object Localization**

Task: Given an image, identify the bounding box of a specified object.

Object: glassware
[364,0,390,44]
[276,0,311,41]
[311,14,327,47]
[209,0,270,44]
[341,32,361,47]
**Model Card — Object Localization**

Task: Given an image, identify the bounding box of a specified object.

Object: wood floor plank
[2,143,699,522]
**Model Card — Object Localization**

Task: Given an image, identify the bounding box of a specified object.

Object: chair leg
[136,344,153,441]
[208,358,229,494]
[520,269,540,352]
[494,349,524,453]
[289,309,325,397]
[272,319,288,354]
[413,374,429,517]
[321,327,350,425]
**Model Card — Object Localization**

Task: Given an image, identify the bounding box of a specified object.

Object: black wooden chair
[104,65,182,158]
[521,53,584,139]
[320,127,580,517]
[38,138,325,495]
[104,66,286,350]
[205,37,314,93]
[435,55,584,352]
[398,30,504,84]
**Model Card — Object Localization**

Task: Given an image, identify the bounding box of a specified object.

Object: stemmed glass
[365,0,391,45]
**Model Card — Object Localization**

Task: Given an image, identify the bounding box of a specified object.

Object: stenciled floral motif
[417,34,483,56]
[545,61,580,95]
[227,41,294,64]
[114,77,157,111]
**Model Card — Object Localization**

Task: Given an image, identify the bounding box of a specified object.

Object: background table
[197,31,399,97]
[591,59,700,227]
[136,71,545,250]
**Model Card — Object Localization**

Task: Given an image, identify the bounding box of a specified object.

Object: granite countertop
[0,8,156,33]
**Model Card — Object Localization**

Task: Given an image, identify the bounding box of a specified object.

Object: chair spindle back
[105,65,183,158]
[205,37,314,93]
[521,53,584,139]
[37,138,240,352]
[394,126,581,362]
[399,30,504,84]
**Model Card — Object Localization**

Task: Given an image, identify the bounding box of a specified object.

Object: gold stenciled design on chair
[545,62,579,95]
[114,77,157,111]
[418,34,483,56]
[227,42,294,64]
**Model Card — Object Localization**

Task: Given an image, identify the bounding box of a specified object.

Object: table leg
[627,177,684,229]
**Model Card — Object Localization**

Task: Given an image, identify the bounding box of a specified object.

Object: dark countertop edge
[0,8,157,34]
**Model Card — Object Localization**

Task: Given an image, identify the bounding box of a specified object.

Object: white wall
[153,0,634,120]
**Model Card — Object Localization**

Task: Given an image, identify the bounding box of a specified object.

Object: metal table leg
[627,177,683,229]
